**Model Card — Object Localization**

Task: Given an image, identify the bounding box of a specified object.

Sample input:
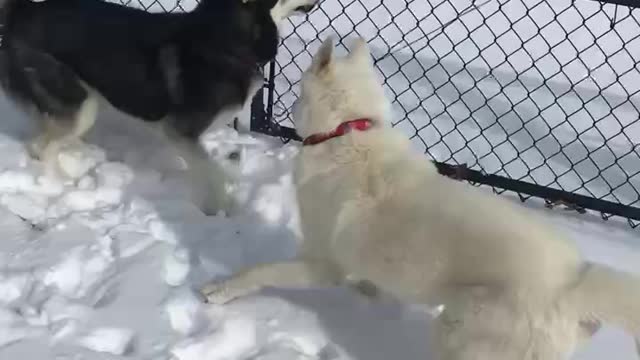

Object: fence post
[250,60,280,136]
[250,86,266,134]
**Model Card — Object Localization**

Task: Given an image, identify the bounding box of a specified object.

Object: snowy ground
[0,0,638,359]
[0,94,435,360]
[0,92,637,360]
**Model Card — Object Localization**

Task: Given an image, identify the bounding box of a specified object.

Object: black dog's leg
[6,44,97,176]
[233,75,263,134]
[29,95,98,176]
[161,116,231,216]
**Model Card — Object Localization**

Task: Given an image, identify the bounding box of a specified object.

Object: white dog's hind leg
[201,259,343,304]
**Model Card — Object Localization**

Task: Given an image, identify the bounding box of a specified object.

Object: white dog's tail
[567,263,640,353]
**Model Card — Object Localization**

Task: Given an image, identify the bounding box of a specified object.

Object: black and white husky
[0,0,317,214]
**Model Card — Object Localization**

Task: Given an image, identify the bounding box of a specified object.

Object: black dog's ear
[252,13,279,64]
[254,0,278,12]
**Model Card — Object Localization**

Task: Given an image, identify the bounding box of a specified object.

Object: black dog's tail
[0,0,16,35]
[0,0,15,15]
[0,0,21,51]
[0,0,15,55]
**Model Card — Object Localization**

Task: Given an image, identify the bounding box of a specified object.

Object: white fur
[29,90,99,178]
[232,76,263,134]
[201,37,640,359]
[131,116,228,216]
[270,0,318,28]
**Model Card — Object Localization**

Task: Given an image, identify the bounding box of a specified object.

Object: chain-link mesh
[254,0,640,227]
[108,0,640,227]
[110,0,197,12]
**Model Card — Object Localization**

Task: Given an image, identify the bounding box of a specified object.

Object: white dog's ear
[310,37,335,75]
[349,37,372,64]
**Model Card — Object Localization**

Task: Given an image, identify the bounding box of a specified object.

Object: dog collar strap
[303,118,373,146]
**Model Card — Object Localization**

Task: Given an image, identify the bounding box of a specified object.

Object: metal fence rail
[251,0,640,228]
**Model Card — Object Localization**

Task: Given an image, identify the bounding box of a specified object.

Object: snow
[0,0,637,359]
[0,98,636,359]
[77,327,135,355]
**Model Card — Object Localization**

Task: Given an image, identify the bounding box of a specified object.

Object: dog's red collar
[302,118,373,146]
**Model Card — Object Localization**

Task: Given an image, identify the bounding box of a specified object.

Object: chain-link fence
[247,0,640,228]
[111,0,196,12]
[111,0,640,227]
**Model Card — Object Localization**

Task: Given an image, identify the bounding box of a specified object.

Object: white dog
[201,37,640,359]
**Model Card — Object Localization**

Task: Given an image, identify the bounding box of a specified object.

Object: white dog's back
[297,121,581,307]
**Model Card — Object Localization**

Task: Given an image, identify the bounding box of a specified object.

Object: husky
[0,0,317,214]
[200,37,640,359]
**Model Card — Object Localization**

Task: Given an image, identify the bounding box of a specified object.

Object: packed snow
[0,0,638,359]
[0,92,637,360]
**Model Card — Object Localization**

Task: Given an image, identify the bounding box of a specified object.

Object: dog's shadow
[85,103,303,281]
[88,109,433,359]
[0,91,294,283]
[0,93,40,141]
[262,287,432,360]
[0,96,431,359]
[90,110,434,360]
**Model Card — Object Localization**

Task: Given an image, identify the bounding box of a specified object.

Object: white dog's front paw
[200,281,241,305]
[27,135,48,160]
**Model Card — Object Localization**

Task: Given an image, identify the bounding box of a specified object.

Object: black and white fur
[0,0,317,214]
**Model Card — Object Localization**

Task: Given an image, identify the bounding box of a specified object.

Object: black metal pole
[584,0,640,8]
